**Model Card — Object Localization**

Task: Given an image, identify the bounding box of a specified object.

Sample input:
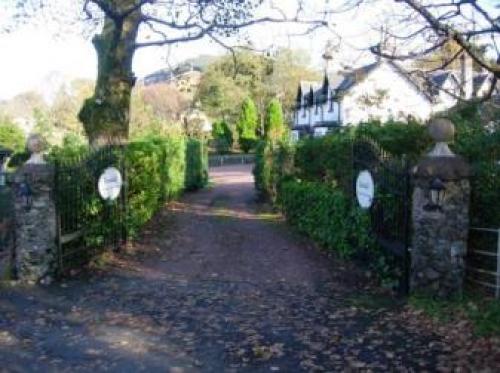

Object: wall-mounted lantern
[425,177,446,212]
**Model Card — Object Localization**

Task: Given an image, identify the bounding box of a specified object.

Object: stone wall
[13,164,57,283]
[411,178,470,298]
[0,186,15,279]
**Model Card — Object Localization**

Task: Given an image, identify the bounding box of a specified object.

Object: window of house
[314,127,328,137]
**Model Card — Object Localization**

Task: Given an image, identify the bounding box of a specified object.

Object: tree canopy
[196,48,319,126]
[369,0,500,99]
[0,116,26,153]
[4,1,327,144]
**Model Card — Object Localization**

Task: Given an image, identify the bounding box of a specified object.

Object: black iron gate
[54,145,127,274]
[352,137,411,294]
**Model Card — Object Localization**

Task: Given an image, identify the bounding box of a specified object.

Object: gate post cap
[428,118,455,143]
[26,134,47,165]
[413,156,470,180]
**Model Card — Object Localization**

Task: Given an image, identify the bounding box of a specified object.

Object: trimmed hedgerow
[254,139,294,202]
[185,138,209,191]
[294,130,354,193]
[448,103,500,229]
[356,119,431,161]
[126,136,208,237]
[50,135,207,240]
[279,180,372,258]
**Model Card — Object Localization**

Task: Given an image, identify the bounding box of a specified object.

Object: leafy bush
[211,120,233,153]
[0,117,25,153]
[236,98,258,153]
[294,131,353,193]
[47,134,89,163]
[448,103,500,228]
[127,136,208,237]
[51,134,206,242]
[126,139,169,236]
[254,140,274,200]
[254,139,294,201]
[264,98,287,141]
[185,138,208,191]
[356,119,431,161]
[279,180,372,258]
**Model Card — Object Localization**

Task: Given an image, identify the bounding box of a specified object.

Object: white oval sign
[356,170,375,209]
[98,167,123,201]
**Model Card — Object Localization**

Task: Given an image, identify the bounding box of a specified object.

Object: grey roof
[331,62,379,93]
[430,71,451,88]
[298,60,440,105]
[143,62,201,86]
[473,74,489,93]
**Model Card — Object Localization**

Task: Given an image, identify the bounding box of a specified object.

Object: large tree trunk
[78,3,141,146]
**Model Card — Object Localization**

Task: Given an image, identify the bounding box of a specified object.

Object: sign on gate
[98,167,123,201]
[356,170,374,209]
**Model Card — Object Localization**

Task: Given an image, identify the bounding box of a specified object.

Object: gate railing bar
[402,155,411,295]
[209,154,255,167]
[468,227,500,299]
[59,230,84,245]
[352,137,412,295]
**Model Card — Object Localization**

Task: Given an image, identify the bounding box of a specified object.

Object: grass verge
[410,293,500,336]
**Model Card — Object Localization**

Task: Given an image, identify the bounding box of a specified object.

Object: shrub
[356,119,431,161]
[51,134,207,241]
[0,117,25,153]
[279,180,372,258]
[294,131,353,193]
[264,99,287,141]
[125,140,168,237]
[185,138,208,190]
[254,140,272,198]
[447,102,500,228]
[236,98,259,153]
[211,120,233,153]
[254,139,294,201]
[47,134,89,163]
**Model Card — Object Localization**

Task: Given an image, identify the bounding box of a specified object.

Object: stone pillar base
[411,177,470,298]
[14,164,57,283]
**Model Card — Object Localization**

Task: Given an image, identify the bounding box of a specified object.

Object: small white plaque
[356,170,375,209]
[98,167,123,201]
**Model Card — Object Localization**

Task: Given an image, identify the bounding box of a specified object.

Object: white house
[292,56,496,139]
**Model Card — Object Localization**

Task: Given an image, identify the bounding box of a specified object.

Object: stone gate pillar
[411,118,471,298]
[14,135,57,284]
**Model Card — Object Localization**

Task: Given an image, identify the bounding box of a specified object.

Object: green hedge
[254,139,294,202]
[126,136,208,236]
[449,103,500,228]
[279,180,372,258]
[294,131,353,193]
[125,136,187,237]
[185,139,209,191]
[356,119,431,161]
[51,135,207,241]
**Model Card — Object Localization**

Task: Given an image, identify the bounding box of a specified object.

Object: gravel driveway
[0,164,490,372]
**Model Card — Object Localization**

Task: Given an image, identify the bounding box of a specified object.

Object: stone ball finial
[26,134,47,165]
[26,134,47,155]
[428,118,455,143]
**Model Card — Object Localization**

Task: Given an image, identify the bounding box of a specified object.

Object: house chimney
[460,52,473,99]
